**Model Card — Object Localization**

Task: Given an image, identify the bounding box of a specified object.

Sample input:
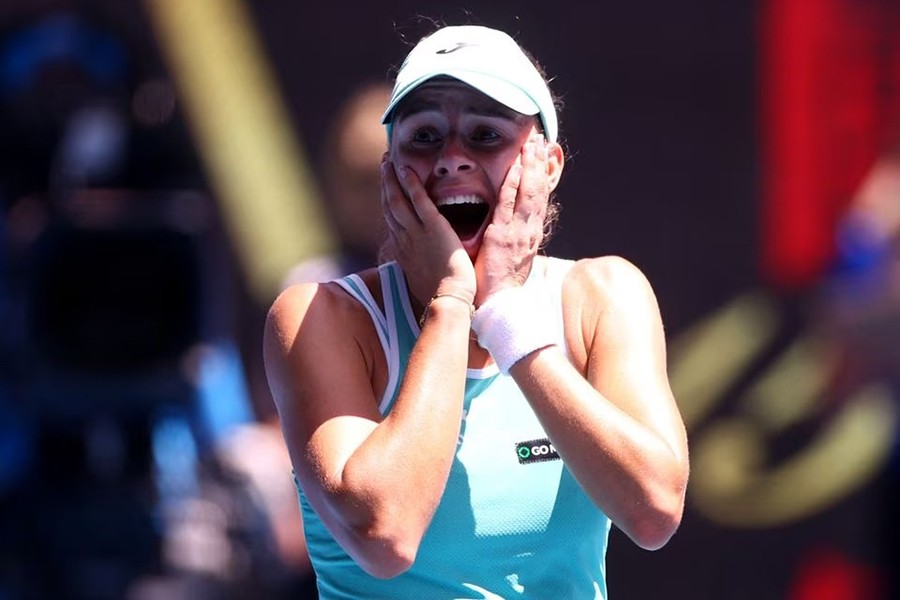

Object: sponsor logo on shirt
[515,438,560,464]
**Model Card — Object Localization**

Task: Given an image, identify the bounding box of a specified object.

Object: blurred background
[0,0,898,599]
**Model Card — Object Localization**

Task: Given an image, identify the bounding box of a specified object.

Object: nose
[433,136,473,177]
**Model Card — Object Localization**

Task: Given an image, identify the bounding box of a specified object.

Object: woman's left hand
[474,132,550,306]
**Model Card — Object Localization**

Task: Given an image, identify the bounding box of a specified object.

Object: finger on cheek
[509,161,523,187]
[503,158,523,195]
[525,139,538,168]
[537,137,549,178]
[536,134,547,161]
[399,165,427,202]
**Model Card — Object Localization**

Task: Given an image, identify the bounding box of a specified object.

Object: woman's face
[388,79,546,259]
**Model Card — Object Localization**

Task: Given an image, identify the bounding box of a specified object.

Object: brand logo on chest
[515,438,561,464]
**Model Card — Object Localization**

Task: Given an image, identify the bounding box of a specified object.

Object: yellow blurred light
[144,0,334,303]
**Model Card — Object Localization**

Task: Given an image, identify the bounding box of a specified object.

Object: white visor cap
[381,25,558,143]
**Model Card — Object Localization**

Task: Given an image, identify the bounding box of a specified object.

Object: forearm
[331,298,472,567]
[510,347,688,550]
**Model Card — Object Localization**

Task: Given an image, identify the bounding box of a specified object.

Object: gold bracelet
[418,292,474,328]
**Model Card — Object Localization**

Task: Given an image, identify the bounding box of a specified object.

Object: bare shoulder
[553,255,663,369]
[263,268,384,377]
[263,269,386,414]
[266,269,380,342]
[266,281,338,350]
[266,281,320,340]
[564,255,658,308]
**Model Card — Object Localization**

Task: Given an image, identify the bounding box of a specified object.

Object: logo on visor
[436,42,475,55]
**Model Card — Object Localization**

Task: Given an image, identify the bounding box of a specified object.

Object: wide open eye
[411,128,441,145]
[470,126,501,144]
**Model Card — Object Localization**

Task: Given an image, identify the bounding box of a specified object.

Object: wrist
[471,286,556,374]
[418,292,475,328]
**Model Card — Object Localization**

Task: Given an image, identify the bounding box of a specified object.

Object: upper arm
[263,282,384,504]
[569,256,687,460]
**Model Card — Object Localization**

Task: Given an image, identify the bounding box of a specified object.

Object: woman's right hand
[381,157,476,307]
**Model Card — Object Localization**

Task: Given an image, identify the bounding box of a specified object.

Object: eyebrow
[395,97,519,122]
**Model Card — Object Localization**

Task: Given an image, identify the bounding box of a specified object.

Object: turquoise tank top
[296,259,611,599]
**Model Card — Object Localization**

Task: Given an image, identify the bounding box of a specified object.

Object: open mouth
[436,194,490,240]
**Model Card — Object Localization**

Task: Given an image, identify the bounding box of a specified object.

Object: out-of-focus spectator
[818,138,900,379]
[281,81,391,287]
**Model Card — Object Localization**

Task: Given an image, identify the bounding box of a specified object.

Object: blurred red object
[786,547,884,600]
[759,0,900,290]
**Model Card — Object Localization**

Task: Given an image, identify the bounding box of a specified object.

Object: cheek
[488,155,521,192]
[390,148,431,182]
[409,162,432,183]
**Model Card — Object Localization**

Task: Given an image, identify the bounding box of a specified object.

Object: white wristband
[471,286,556,375]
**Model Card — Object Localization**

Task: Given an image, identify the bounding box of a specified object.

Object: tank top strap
[332,268,402,415]
[376,262,420,415]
